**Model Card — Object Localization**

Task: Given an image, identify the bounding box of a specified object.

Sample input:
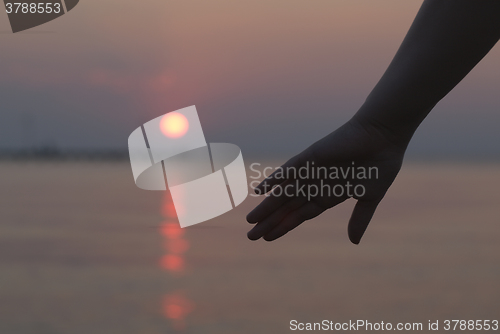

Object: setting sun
[160,112,189,138]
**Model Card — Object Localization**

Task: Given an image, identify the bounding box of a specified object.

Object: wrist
[354,92,436,144]
[349,111,413,152]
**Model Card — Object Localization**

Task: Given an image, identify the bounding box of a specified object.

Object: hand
[246,116,409,244]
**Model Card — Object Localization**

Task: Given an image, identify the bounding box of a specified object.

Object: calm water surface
[0,161,499,333]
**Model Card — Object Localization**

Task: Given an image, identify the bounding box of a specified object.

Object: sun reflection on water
[159,192,194,331]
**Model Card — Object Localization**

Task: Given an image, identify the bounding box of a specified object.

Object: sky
[1,0,500,159]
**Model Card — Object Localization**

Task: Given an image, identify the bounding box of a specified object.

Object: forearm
[354,0,500,143]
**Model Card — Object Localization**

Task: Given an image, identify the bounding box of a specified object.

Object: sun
[160,112,189,138]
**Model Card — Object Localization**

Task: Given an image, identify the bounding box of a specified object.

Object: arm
[247,0,500,244]
[356,0,500,142]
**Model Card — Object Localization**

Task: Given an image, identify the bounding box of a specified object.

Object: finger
[347,200,380,245]
[262,202,326,241]
[247,197,307,240]
[246,180,295,223]
[254,155,303,194]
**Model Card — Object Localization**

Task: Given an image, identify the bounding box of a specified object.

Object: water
[0,161,499,333]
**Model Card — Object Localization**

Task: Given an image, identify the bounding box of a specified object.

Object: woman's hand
[246,116,409,244]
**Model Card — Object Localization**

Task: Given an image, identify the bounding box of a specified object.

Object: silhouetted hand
[246,116,408,244]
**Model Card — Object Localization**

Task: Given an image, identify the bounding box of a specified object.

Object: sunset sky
[1,0,499,158]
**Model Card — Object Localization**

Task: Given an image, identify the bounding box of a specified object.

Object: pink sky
[1,0,499,157]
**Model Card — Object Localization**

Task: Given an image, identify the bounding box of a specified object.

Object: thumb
[348,200,380,245]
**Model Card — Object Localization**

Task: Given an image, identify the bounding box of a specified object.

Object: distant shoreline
[0,149,129,161]
[1,149,499,164]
